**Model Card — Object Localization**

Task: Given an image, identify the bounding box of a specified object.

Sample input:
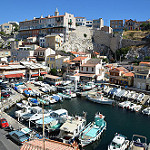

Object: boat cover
[36,117,56,125]
[52,96,60,101]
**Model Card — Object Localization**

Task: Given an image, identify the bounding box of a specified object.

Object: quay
[0,111,26,130]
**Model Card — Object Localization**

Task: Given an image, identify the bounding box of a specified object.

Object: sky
[0,0,150,26]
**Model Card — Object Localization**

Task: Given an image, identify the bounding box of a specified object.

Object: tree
[50,68,57,76]
[13,24,19,32]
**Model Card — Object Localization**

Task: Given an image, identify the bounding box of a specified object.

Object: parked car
[0,118,9,128]
[8,128,31,144]
[1,92,10,97]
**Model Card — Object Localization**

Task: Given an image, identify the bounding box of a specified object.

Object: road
[0,128,20,150]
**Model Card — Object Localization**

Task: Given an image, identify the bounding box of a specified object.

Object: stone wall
[122,39,146,48]
[93,30,121,53]
[57,26,93,52]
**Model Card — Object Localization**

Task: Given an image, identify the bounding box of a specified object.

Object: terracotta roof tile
[72,56,87,61]
[124,72,134,77]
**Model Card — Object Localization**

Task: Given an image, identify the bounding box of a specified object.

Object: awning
[40,72,47,75]
[5,73,24,78]
[74,73,95,78]
[31,74,39,77]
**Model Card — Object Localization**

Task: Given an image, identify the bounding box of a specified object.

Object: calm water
[6,97,150,150]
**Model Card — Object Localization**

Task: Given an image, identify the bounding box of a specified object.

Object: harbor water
[6,97,150,150]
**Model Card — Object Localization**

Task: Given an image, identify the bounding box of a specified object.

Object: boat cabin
[59,116,86,141]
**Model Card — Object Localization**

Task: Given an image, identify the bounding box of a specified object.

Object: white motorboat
[29,109,51,122]
[128,103,137,110]
[57,93,71,100]
[65,89,76,98]
[121,90,130,100]
[113,88,122,98]
[133,93,140,100]
[16,100,29,108]
[82,82,95,91]
[87,92,114,105]
[123,101,132,109]
[35,109,68,128]
[79,112,106,147]
[15,106,32,118]
[132,105,142,112]
[62,80,72,86]
[119,101,131,109]
[108,133,129,150]
[129,134,148,150]
[115,90,126,100]
[142,107,150,115]
[137,93,145,102]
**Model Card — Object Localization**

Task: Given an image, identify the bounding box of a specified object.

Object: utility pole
[42,103,45,150]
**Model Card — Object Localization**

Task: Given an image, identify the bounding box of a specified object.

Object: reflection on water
[6,97,150,150]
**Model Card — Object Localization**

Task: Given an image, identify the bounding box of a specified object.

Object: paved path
[0,128,20,150]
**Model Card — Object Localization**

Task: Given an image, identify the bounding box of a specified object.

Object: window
[81,67,83,71]
[86,67,88,71]
[92,67,94,72]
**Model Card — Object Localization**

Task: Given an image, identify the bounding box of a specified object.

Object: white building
[75,17,86,26]
[19,9,76,41]
[74,58,104,81]
[34,47,55,62]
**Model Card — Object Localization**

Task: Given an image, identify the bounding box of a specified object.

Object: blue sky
[0,0,150,26]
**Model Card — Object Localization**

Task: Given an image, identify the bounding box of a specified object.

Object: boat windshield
[111,142,121,148]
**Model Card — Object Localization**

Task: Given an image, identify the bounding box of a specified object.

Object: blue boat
[28,98,39,106]
[79,112,106,147]
[24,90,30,97]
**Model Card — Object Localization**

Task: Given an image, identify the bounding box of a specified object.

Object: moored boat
[87,92,114,105]
[108,133,129,150]
[129,134,148,150]
[79,112,106,147]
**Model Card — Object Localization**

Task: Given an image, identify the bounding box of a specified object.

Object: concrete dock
[0,112,26,130]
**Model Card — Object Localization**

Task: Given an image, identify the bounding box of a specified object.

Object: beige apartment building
[19,9,76,41]
[1,23,13,34]
[45,34,61,50]
[93,18,104,29]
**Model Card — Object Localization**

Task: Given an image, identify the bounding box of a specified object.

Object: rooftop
[35,48,47,51]
[20,139,78,150]
[124,72,134,77]
[72,56,87,61]
[44,74,62,79]
[20,15,65,23]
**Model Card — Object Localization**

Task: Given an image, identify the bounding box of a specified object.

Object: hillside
[123,30,150,41]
